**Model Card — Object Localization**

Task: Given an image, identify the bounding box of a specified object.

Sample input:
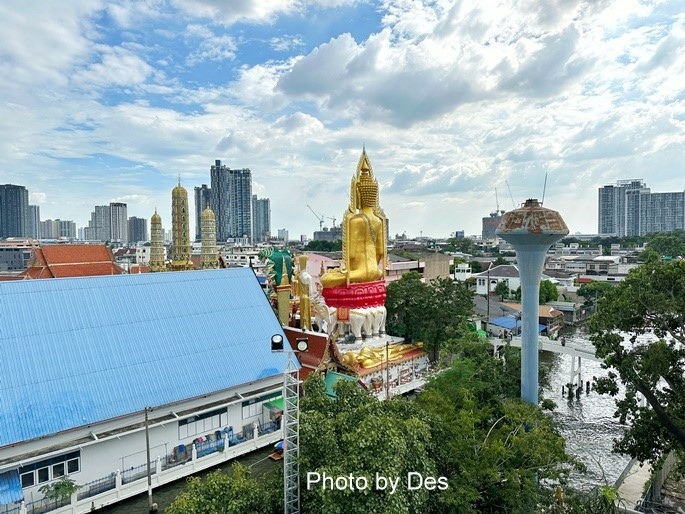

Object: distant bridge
[491,335,600,362]
[490,335,601,387]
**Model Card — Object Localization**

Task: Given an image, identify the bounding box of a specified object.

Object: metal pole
[144,407,154,513]
[385,341,390,400]
[486,267,490,324]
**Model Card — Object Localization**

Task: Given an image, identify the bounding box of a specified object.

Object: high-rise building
[171,181,193,270]
[128,216,148,243]
[482,210,505,240]
[194,184,211,241]
[210,160,252,242]
[110,202,128,244]
[598,179,684,236]
[277,228,289,242]
[28,205,40,239]
[40,219,76,239]
[0,184,29,239]
[252,195,271,243]
[84,205,111,241]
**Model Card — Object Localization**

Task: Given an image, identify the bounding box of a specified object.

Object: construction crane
[326,217,337,229]
[307,204,324,231]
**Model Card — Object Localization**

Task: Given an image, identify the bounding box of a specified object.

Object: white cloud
[186,25,238,66]
[1,0,684,238]
[30,192,48,204]
[72,46,155,88]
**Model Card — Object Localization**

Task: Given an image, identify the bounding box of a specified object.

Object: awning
[264,398,284,411]
[0,469,23,504]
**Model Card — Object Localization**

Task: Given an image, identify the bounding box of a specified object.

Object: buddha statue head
[356,166,378,209]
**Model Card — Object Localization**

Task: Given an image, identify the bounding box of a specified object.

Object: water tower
[496,199,568,404]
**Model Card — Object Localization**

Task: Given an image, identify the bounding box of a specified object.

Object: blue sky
[1,0,684,240]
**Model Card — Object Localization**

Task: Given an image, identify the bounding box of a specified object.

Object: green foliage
[493,256,508,266]
[303,240,342,252]
[494,281,510,300]
[470,261,483,273]
[645,230,685,258]
[589,259,685,465]
[165,463,281,514]
[513,280,559,304]
[540,280,560,303]
[39,476,78,501]
[443,237,481,256]
[416,338,579,514]
[300,375,439,514]
[385,272,474,359]
[576,282,614,305]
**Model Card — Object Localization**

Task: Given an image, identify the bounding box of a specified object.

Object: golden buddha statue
[298,254,314,331]
[320,150,387,288]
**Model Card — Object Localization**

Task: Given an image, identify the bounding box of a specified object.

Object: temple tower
[200,206,219,269]
[171,180,193,271]
[276,260,292,326]
[149,209,165,272]
[496,199,569,404]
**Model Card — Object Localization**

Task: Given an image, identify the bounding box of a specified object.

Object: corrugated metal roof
[0,268,295,448]
[0,470,22,503]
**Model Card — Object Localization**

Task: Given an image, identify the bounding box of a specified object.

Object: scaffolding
[283,352,300,514]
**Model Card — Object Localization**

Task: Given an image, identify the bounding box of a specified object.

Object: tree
[385,272,474,360]
[300,376,439,514]
[494,281,510,300]
[577,281,614,306]
[645,231,685,258]
[470,260,483,273]
[303,240,342,252]
[385,271,432,343]
[588,257,685,465]
[514,279,559,304]
[416,338,580,514]
[39,476,78,501]
[540,280,559,303]
[165,463,281,514]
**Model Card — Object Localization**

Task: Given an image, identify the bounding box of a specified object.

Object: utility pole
[144,407,156,513]
[385,341,390,400]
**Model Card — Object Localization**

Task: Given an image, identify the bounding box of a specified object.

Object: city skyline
[0,1,683,238]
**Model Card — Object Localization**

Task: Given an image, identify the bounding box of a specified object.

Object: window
[37,467,49,484]
[241,392,281,420]
[178,408,228,439]
[52,463,65,478]
[67,459,79,474]
[19,451,81,488]
[21,472,35,488]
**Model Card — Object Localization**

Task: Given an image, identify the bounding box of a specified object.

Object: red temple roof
[23,245,124,279]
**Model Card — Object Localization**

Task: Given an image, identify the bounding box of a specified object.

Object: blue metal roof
[0,268,296,448]
[490,316,545,333]
[0,470,22,504]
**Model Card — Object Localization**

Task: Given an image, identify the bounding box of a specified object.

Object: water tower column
[496,199,568,405]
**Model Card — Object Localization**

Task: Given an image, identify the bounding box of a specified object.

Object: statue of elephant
[313,304,387,342]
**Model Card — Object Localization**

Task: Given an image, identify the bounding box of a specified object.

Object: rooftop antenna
[505,180,516,208]
[541,172,548,206]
